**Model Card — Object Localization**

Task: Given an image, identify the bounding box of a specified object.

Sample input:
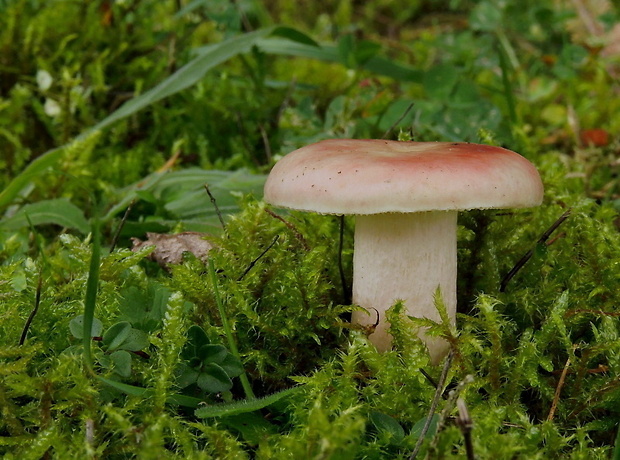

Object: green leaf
[271,26,319,47]
[117,281,175,332]
[226,37,422,81]
[10,270,27,292]
[197,363,233,393]
[219,354,244,378]
[199,344,229,364]
[469,1,503,32]
[182,325,211,359]
[220,412,279,446]
[103,322,132,352]
[423,64,460,101]
[613,426,620,460]
[177,365,200,389]
[70,315,103,339]
[338,34,355,67]
[118,329,150,352]
[410,414,439,440]
[354,40,381,66]
[132,168,267,233]
[195,386,302,418]
[0,146,65,213]
[109,350,132,378]
[369,411,405,444]
[0,198,90,234]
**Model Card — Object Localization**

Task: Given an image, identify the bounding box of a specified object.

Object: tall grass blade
[82,215,101,372]
[0,26,309,214]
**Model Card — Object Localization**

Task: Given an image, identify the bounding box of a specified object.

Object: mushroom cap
[264,139,544,214]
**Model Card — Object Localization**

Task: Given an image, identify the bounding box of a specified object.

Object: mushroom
[264,139,543,364]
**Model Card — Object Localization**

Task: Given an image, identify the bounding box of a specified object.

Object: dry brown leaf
[131,232,213,268]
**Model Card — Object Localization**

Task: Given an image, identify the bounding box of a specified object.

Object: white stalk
[350,211,457,364]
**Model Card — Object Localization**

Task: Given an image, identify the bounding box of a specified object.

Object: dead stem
[455,398,475,460]
[264,208,309,250]
[19,265,43,346]
[237,235,279,281]
[204,185,226,232]
[409,351,453,459]
[547,356,571,422]
[500,209,571,292]
[109,199,136,253]
[425,374,475,460]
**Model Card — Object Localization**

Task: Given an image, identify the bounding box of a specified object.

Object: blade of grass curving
[97,378,300,414]
[208,258,255,399]
[102,170,168,223]
[97,376,204,408]
[233,38,423,82]
[0,26,310,214]
[83,214,101,373]
[0,146,66,212]
[91,27,283,134]
[195,386,302,418]
[496,41,518,135]
[0,198,90,234]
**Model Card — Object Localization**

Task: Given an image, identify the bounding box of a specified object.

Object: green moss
[2,0,620,456]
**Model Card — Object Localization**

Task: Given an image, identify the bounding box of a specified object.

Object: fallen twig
[409,350,453,459]
[19,265,43,346]
[238,235,280,281]
[109,199,135,253]
[264,208,309,250]
[425,374,475,459]
[382,102,415,139]
[547,355,571,422]
[204,185,226,232]
[500,209,571,292]
[455,398,475,460]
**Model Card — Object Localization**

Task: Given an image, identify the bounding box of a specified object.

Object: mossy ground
[1,0,620,458]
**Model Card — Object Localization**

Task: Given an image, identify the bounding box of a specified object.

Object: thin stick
[208,258,255,400]
[547,356,571,422]
[419,368,449,400]
[409,351,453,460]
[237,235,279,281]
[382,102,414,139]
[109,199,135,253]
[425,375,475,459]
[19,265,43,345]
[500,209,571,292]
[456,398,475,460]
[338,215,351,305]
[204,185,226,232]
[264,208,309,250]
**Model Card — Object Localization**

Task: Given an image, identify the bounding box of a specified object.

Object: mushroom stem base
[351,211,457,364]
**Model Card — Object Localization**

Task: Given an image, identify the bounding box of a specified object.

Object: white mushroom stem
[350,211,457,364]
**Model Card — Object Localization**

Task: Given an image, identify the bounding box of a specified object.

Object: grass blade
[195,386,302,418]
[0,198,90,234]
[208,258,255,399]
[97,376,204,408]
[83,215,101,373]
[0,26,302,214]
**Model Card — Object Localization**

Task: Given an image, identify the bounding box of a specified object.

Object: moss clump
[2,147,620,458]
[169,199,354,392]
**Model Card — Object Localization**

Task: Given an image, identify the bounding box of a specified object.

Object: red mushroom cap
[264,139,543,214]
